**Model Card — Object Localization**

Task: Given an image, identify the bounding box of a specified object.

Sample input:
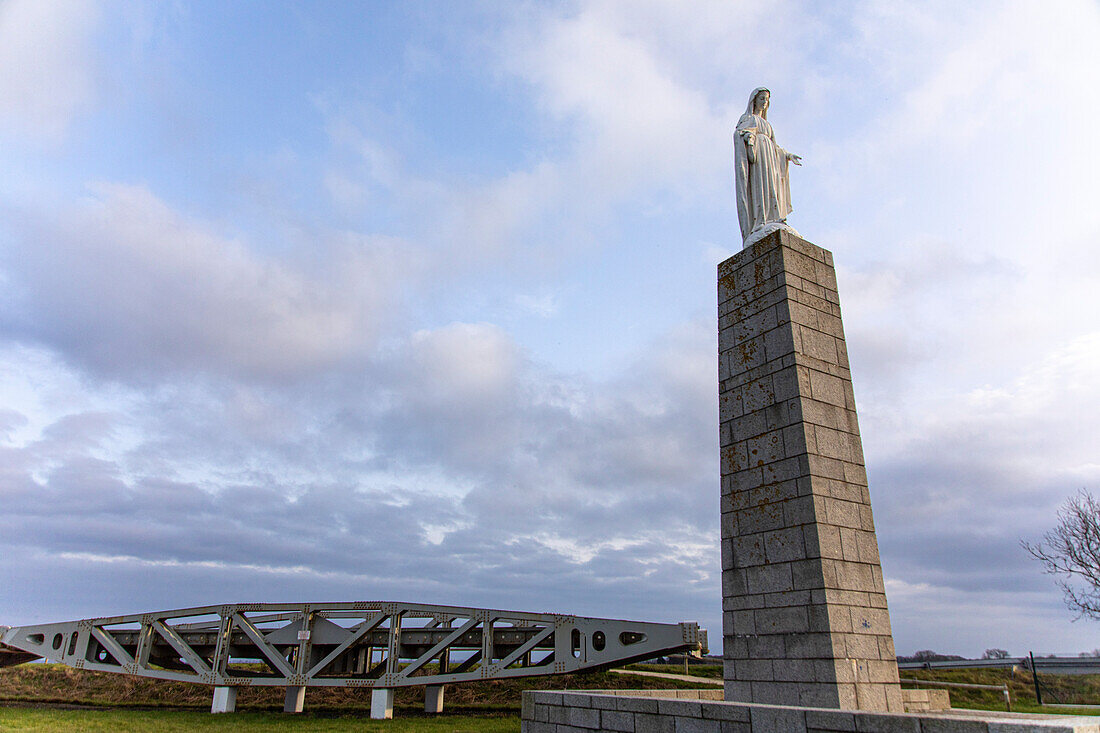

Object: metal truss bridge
[1,600,706,719]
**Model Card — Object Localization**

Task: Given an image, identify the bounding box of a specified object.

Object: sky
[1,0,1099,659]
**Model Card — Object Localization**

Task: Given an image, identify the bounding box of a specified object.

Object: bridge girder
[0,601,706,691]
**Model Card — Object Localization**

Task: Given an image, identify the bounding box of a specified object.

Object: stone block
[783,632,837,659]
[731,409,769,442]
[741,376,777,413]
[755,606,809,635]
[567,706,600,729]
[635,712,677,733]
[764,589,811,608]
[764,325,798,362]
[733,658,774,681]
[616,696,660,713]
[799,326,839,364]
[823,498,863,529]
[805,709,856,732]
[722,568,748,597]
[729,610,756,635]
[918,718,991,733]
[760,457,803,485]
[791,558,827,590]
[782,424,810,456]
[849,607,892,638]
[745,634,786,658]
[857,531,881,564]
[559,693,592,708]
[748,705,809,733]
[723,679,752,702]
[852,713,920,732]
[701,703,751,723]
[547,705,569,724]
[747,430,786,466]
[764,527,807,563]
[734,335,767,371]
[814,426,852,462]
[809,371,846,408]
[737,503,786,535]
[722,443,750,475]
[806,454,847,480]
[831,560,876,592]
[657,699,704,718]
[724,467,763,495]
[783,495,820,527]
[600,709,635,731]
[673,718,722,733]
[732,535,767,568]
[804,523,845,560]
[773,658,819,682]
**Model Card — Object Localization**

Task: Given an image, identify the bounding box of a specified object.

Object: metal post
[211,686,237,713]
[371,688,394,719]
[1030,651,1043,706]
[425,684,445,713]
[1002,684,1011,712]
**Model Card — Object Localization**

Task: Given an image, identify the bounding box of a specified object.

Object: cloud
[0,0,100,142]
[1,183,418,381]
[0,310,722,627]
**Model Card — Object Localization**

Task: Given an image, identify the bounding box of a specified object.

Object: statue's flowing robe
[734,112,793,242]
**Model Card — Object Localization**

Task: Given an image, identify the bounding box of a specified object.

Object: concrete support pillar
[371,687,394,719]
[424,684,445,713]
[718,230,903,712]
[210,686,237,713]
[283,685,306,713]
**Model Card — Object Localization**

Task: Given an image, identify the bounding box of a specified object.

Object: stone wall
[718,230,902,711]
[521,690,1100,732]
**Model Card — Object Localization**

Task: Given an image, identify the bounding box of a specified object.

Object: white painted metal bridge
[0,600,706,719]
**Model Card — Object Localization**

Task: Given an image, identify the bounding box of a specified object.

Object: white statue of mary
[734,87,802,248]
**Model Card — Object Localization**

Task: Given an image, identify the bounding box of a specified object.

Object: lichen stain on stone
[737,338,758,366]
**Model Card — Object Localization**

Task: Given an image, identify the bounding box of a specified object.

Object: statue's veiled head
[746,87,770,118]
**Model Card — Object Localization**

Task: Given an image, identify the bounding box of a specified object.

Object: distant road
[898,657,1100,676]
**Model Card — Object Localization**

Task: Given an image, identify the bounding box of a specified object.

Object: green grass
[5,660,1100,730]
[900,666,1100,714]
[0,707,519,732]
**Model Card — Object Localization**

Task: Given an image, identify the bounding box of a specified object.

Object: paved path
[610,668,724,686]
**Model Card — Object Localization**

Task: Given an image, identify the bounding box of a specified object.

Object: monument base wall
[522,690,1100,732]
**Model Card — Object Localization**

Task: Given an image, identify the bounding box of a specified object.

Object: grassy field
[900,666,1100,715]
[0,707,519,732]
[4,662,1100,731]
[0,662,703,732]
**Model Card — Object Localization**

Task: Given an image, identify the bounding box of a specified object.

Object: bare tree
[1023,490,1100,620]
[982,648,1009,660]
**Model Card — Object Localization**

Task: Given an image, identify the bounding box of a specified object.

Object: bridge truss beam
[1,601,705,718]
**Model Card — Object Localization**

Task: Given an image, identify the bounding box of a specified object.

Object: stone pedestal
[718,230,902,712]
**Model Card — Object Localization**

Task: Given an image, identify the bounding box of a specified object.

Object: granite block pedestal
[718,229,902,712]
